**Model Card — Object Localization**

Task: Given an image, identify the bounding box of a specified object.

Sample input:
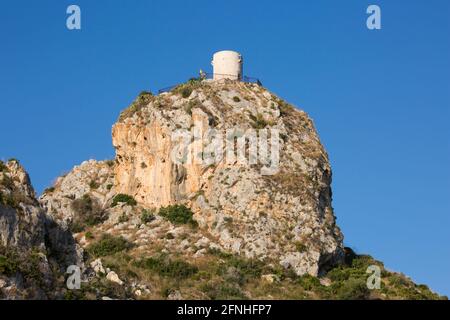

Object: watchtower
[211,50,243,80]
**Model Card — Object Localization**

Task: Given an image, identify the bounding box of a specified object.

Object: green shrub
[136,254,198,279]
[118,213,129,223]
[297,274,322,291]
[201,282,246,300]
[0,161,7,172]
[141,209,155,224]
[0,191,18,208]
[159,204,197,227]
[87,234,132,257]
[138,91,152,99]
[80,277,130,300]
[89,180,100,189]
[185,100,201,115]
[224,256,265,281]
[278,100,293,116]
[335,278,370,300]
[0,254,18,275]
[173,78,202,98]
[388,274,410,287]
[250,113,269,129]
[70,194,106,232]
[111,194,137,207]
[233,96,241,102]
[294,241,307,253]
[119,91,153,121]
[0,175,14,189]
[105,160,115,167]
[208,249,265,283]
[0,247,45,285]
[207,247,233,259]
[165,233,175,239]
[181,87,192,98]
[43,187,55,194]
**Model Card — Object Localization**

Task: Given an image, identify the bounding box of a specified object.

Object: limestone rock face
[0,160,46,250]
[40,159,115,227]
[0,160,58,299]
[111,80,344,275]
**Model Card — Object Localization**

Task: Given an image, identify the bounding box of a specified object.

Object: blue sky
[1,0,449,296]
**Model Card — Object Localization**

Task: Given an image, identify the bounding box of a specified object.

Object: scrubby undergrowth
[69,240,446,300]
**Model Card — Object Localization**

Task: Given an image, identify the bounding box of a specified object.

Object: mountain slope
[1,79,446,300]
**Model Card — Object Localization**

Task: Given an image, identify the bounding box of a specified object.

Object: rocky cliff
[0,160,76,299]
[111,79,343,276]
[1,79,446,300]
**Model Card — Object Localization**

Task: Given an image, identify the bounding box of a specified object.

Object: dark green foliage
[184,100,201,115]
[173,78,202,98]
[89,180,100,189]
[201,282,246,300]
[278,100,293,116]
[64,277,130,300]
[159,204,197,227]
[388,274,409,287]
[294,241,307,253]
[0,189,20,208]
[208,248,266,283]
[0,174,14,189]
[43,187,55,194]
[86,234,132,257]
[111,194,137,207]
[225,256,265,280]
[139,91,152,98]
[119,91,153,121]
[297,274,322,291]
[140,209,155,224]
[249,113,269,129]
[118,213,129,223]
[0,161,7,172]
[233,96,241,102]
[181,87,192,98]
[343,247,357,266]
[70,194,106,232]
[105,159,115,167]
[0,254,18,275]
[334,278,370,300]
[165,233,175,240]
[135,254,198,279]
[0,247,47,287]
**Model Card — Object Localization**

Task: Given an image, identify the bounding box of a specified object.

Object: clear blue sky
[1,0,449,296]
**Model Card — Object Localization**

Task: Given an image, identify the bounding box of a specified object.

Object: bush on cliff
[158,204,197,227]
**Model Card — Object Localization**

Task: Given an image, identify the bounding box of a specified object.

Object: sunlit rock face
[112,80,344,275]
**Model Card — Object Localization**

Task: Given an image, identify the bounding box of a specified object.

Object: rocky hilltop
[0,160,78,299]
[112,79,343,276]
[1,79,446,300]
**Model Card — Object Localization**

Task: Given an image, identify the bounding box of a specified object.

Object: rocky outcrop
[40,160,115,227]
[112,80,344,275]
[0,160,45,250]
[0,160,62,299]
[1,80,445,300]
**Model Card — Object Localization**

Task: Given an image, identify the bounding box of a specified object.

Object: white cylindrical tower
[211,50,243,80]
